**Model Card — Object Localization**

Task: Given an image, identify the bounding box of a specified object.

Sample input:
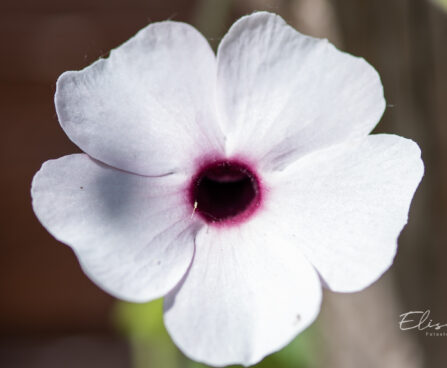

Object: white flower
[31,11,423,367]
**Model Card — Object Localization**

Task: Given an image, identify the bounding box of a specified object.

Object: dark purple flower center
[190,160,261,224]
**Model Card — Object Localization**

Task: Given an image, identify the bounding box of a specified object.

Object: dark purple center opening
[190,161,260,224]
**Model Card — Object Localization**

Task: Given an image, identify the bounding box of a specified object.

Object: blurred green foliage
[113,299,319,368]
[434,0,447,11]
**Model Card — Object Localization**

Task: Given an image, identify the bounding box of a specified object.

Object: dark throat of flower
[189,160,261,225]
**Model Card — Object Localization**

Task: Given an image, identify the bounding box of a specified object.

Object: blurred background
[1,0,446,367]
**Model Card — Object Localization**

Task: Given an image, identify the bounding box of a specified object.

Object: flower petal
[163,216,322,367]
[56,21,224,176]
[31,154,198,302]
[266,134,424,292]
[216,12,385,170]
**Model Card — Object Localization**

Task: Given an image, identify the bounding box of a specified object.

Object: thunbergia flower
[31,11,423,367]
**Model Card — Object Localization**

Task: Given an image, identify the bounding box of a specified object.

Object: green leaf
[113,299,179,368]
